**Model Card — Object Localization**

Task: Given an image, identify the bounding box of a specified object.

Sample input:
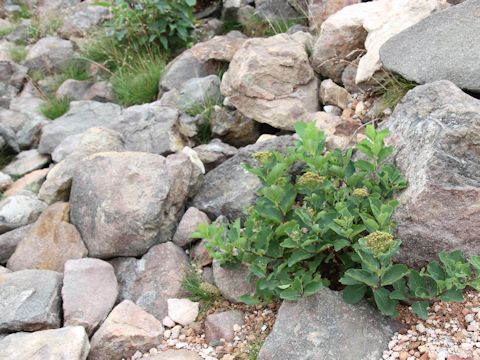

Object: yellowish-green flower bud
[253,151,273,164]
[200,282,221,296]
[364,231,394,255]
[298,171,325,187]
[353,188,369,198]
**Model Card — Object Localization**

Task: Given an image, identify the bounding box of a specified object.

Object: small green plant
[11,3,31,22]
[372,72,417,114]
[182,270,222,313]
[244,339,264,360]
[243,15,302,37]
[195,122,480,319]
[9,46,27,63]
[40,96,70,120]
[26,17,63,43]
[105,0,197,54]
[0,26,14,37]
[185,96,223,144]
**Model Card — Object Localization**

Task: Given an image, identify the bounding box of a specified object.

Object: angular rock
[191,239,212,267]
[24,37,74,73]
[173,207,211,247]
[306,0,361,32]
[311,0,447,83]
[4,168,49,197]
[0,326,90,360]
[213,261,255,303]
[192,17,223,43]
[0,192,47,234]
[38,127,125,205]
[62,258,118,336]
[9,96,46,123]
[319,79,352,110]
[110,242,189,320]
[0,224,32,263]
[191,135,295,220]
[205,310,244,343]
[383,81,480,266]
[0,171,12,191]
[380,0,480,93]
[313,111,362,149]
[210,107,259,147]
[2,149,50,177]
[70,152,200,258]
[56,79,93,101]
[38,101,123,154]
[193,139,238,172]
[258,288,399,359]
[167,298,199,326]
[0,61,27,107]
[0,269,62,331]
[149,350,202,360]
[221,33,318,130]
[7,202,87,272]
[115,102,185,155]
[190,31,247,63]
[50,133,82,163]
[58,3,110,38]
[159,49,219,94]
[88,300,164,360]
[255,0,300,21]
[159,75,222,113]
[82,81,115,103]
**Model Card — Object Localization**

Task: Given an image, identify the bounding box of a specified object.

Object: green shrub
[195,122,480,319]
[182,270,222,313]
[9,46,27,63]
[41,97,70,120]
[111,52,165,106]
[105,0,197,54]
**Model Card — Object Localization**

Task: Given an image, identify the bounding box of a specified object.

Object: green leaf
[303,279,324,296]
[373,288,398,317]
[287,250,312,267]
[342,269,378,287]
[381,264,409,286]
[412,301,429,320]
[342,284,367,304]
[469,256,480,271]
[333,239,351,251]
[440,288,464,302]
[239,294,260,305]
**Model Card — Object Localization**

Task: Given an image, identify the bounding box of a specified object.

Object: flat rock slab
[0,326,90,360]
[89,300,164,360]
[258,288,399,360]
[2,149,50,177]
[0,269,62,332]
[62,258,118,336]
[380,0,480,93]
[383,81,480,266]
[212,261,255,303]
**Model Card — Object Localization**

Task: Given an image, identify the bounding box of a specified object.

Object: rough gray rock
[62,258,118,336]
[114,103,186,155]
[23,37,74,73]
[56,79,93,101]
[88,300,164,360]
[380,0,480,93]
[0,171,12,191]
[149,350,202,360]
[110,242,189,320]
[2,149,50,177]
[210,107,259,147]
[7,202,87,272]
[205,310,245,343]
[0,60,27,107]
[38,127,125,204]
[213,261,255,303]
[383,81,480,267]
[0,269,62,331]
[82,81,115,103]
[173,207,211,247]
[254,0,300,21]
[0,224,32,263]
[258,288,399,360]
[58,3,110,38]
[193,139,238,172]
[0,192,47,234]
[70,152,201,258]
[191,135,294,220]
[38,101,123,154]
[0,326,90,360]
[159,75,222,113]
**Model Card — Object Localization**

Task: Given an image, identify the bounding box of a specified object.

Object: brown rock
[7,202,87,272]
[205,310,244,343]
[173,207,211,248]
[213,261,255,303]
[88,300,164,360]
[192,239,212,267]
[4,168,49,197]
[307,0,361,32]
[319,79,352,110]
[150,349,202,360]
[191,31,248,62]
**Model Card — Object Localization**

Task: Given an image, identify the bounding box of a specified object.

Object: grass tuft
[185,96,223,144]
[0,26,14,38]
[372,72,417,114]
[182,269,222,313]
[40,97,70,120]
[9,46,27,63]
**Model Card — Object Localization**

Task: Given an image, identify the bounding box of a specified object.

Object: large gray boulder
[114,102,186,155]
[38,101,123,154]
[23,37,74,73]
[0,326,90,360]
[258,288,399,360]
[255,0,300,21]
[221,33,318,130]
[62,258,118,336]
[191,135,295,220]
[0,269,62,331]
[110,242,189,320]
[384,81,480,267]
[70,152,201,258]
[58,3,110,38]
[380,0,480,93]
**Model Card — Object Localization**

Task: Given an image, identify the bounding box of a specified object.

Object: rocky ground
[0,0,478,359]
